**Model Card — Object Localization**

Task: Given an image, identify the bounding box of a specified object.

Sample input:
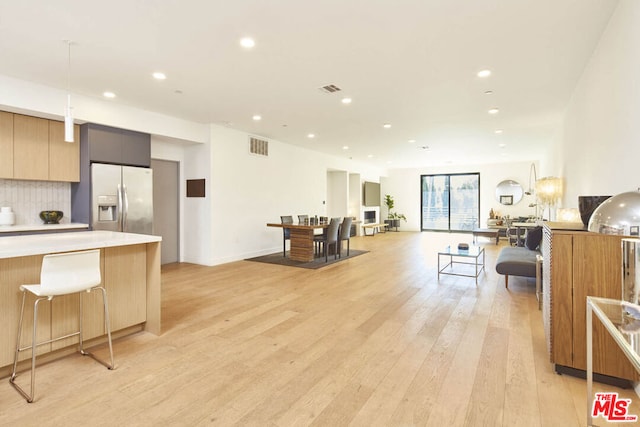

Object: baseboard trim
[554,364,632,389]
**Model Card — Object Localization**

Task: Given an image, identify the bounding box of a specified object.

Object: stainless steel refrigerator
[91,163,153,234]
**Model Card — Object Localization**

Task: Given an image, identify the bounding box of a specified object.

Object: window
[421,173,480,231]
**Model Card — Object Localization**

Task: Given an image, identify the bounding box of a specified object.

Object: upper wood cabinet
[13,114,49,181]
[49,120,80,182]
[0,111,80,182]
[0,111,13,179]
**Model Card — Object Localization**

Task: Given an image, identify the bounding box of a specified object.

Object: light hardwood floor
[1,231,639,426]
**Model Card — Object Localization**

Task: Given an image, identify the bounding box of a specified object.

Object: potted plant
[384,194,407,231]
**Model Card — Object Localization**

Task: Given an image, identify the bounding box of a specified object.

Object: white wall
[382,160,538,231]
[207,125,384,265]
[559,0,640,206]
[348,173,361,220]
[327,171,348,218]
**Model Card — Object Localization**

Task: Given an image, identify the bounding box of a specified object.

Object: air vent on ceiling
[319,84,342,94]
[249,136,269,156]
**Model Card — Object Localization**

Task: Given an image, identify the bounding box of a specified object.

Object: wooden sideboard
[542,223,639,382]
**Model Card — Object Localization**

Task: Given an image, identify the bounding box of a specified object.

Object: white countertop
[0,222,89,233]
[0,230,161,259]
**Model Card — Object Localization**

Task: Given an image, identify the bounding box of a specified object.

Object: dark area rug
[245,249,368,269]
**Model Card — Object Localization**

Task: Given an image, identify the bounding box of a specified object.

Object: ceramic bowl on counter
[39,210,64,224]
[0,206,15,226]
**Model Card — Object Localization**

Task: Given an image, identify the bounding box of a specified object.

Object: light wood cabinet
[13,114,49,181]
[49,120,80,182]
[104,245,147,331]
[0,111,80,182]
[0,111,13,178]
[543,224,639,382]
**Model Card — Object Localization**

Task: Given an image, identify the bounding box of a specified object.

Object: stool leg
[9,291,27,384]
[28,298,43,402]
[10,295,48,403]
[79,291,86,355]
[99,287,115,369]
[9,291,29,401]
[79,288,114,370]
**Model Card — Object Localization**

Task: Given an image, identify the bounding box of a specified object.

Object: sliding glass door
[421,173,480,231]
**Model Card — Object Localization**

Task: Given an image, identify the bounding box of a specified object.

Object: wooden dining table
[267,222,328,262]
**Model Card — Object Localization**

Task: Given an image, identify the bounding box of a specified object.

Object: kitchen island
[0,231,161,376]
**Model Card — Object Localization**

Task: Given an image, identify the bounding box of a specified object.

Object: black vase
[578,196,611,226]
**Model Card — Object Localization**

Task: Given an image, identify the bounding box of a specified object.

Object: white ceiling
[0,0,618,169]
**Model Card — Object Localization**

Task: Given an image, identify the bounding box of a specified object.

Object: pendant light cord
[64,40,74,142]
[67,41,71,94]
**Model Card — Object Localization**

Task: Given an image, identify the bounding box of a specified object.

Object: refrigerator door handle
[122,184,129,231]
[117,183,124,230]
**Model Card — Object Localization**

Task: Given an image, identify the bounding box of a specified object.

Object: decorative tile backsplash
[0,179,71,225]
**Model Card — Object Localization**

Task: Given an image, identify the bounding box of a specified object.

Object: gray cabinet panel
[122,128,151,167]
[84,123,150,167]
[87,124,123,164]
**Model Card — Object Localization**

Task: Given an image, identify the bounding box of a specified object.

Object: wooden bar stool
[9,249,115,403]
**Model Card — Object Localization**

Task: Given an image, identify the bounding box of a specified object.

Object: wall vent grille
[249,137,269,156]
[319,84,342,93]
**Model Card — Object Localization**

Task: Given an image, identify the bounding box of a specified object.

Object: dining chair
[280,215,293,257]
[313,223,327,255]
[298,214,308,224]
[9,249,114,403]
[320,217,341,262]
[338,217,353,258]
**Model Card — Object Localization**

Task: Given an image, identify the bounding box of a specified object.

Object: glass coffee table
[437,245,485,285]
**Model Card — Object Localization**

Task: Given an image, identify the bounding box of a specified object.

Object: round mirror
[495,180,523,205]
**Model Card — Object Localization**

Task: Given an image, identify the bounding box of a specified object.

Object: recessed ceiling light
[499,143,506,148]
[367,154,374,158]
[408,139,416,143]
[383,123,391,129]
[341,97,352,104]
[307,133,315,139]
[488,108,499,114]
[494,129,503,134]
[152,72,166,80]
[103,91,116,98]
[252,115,262,121]
[477,69,492,78]
[342,145,349,150]
[386,161,393,165]
[240,37,255,48]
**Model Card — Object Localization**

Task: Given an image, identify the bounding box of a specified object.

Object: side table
[586,297,640,426]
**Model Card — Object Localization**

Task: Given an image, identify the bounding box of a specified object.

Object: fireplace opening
[364,210,376,224]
